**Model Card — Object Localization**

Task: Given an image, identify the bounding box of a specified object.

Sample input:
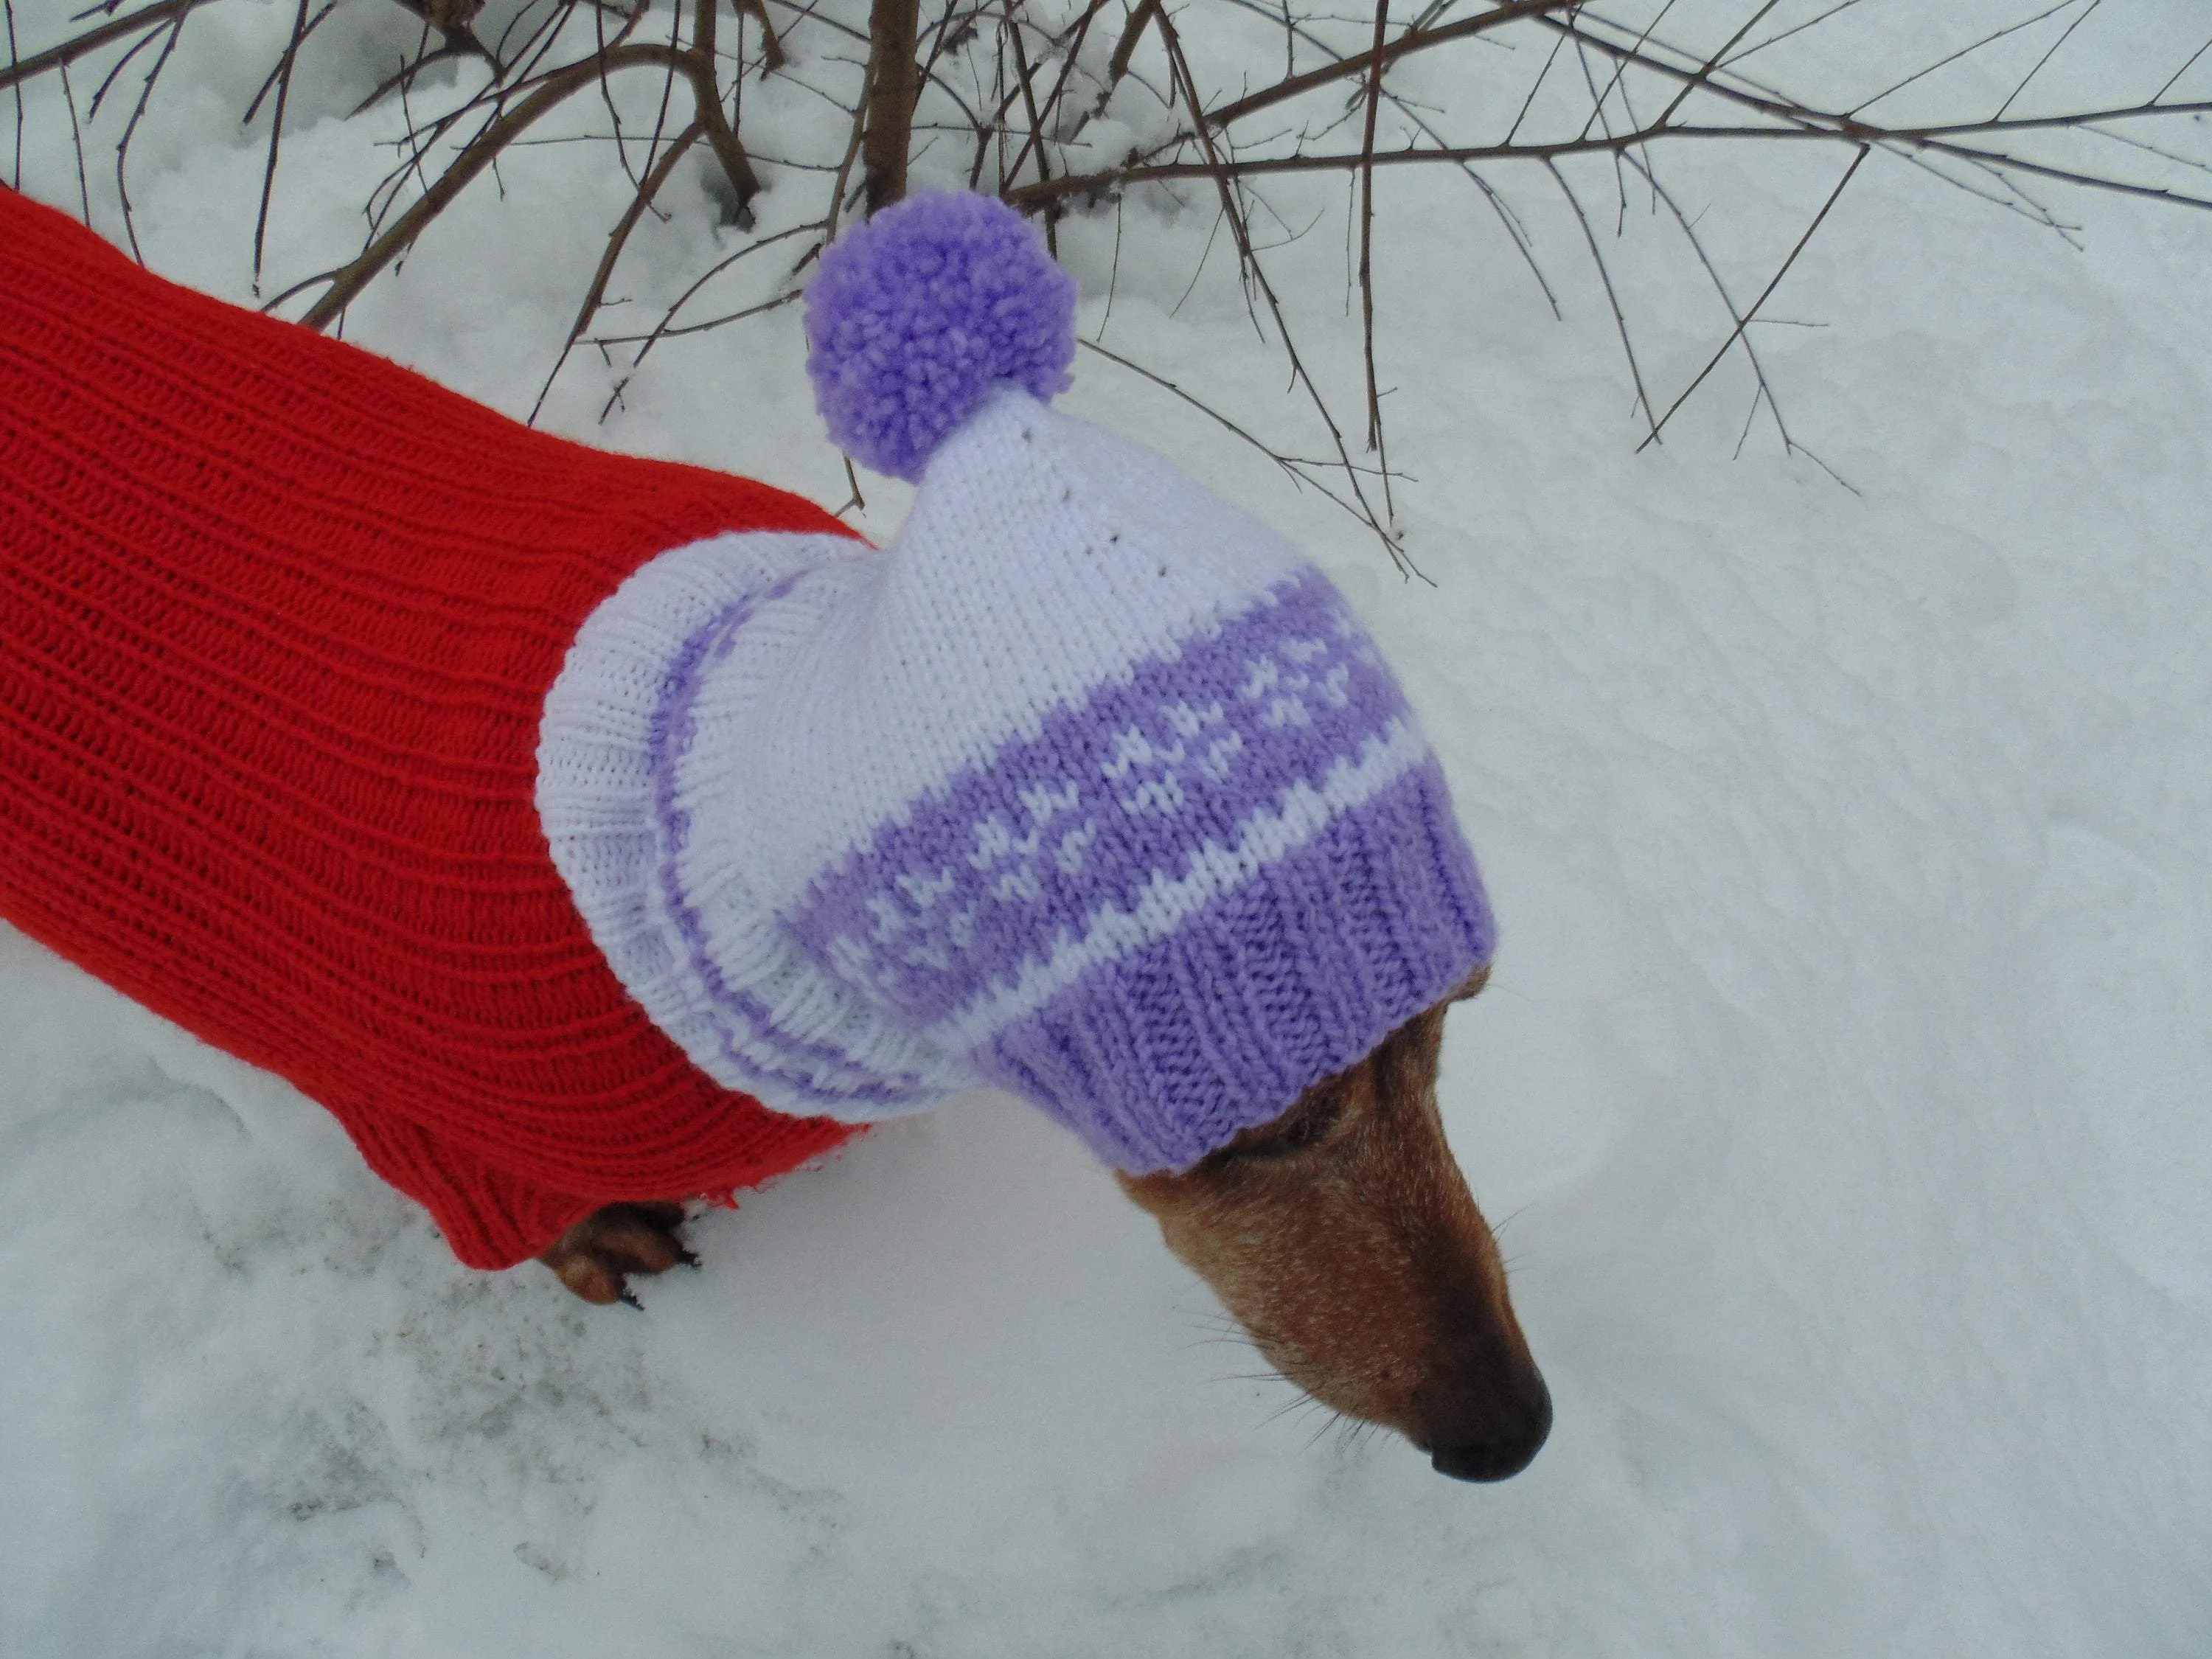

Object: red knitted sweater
[0,187,860,1267]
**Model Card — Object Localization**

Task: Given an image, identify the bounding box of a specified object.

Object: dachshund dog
[1,186,1546,1483]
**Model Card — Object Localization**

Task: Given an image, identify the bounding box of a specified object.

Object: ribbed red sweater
[0,187,860,1267]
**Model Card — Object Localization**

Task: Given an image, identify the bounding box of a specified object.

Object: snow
[4,3,2211,1654]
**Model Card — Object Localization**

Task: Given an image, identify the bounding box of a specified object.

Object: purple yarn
[783,571,1416,1029]
[804,192,1077,481]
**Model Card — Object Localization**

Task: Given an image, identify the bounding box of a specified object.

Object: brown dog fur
[538,968,1548,1479]
[1116,967,1550,1480]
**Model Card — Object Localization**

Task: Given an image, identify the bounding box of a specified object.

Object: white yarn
[537,389,1322,1123]
[536,531,978,1120]
[921,714,1430,1054]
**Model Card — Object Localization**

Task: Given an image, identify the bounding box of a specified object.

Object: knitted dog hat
[538,192,1496,1172]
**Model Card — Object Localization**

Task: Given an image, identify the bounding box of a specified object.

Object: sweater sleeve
[319,1083,603,1269]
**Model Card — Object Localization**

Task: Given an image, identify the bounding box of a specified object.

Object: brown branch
[0,0,215,93]
[1153,4,1407,568]
[295,38,716,328]
[591,283,796,348]
[1546,157,1659,444]
[1001,0,1114,195]
[60,62,91,218]
[821,37,874,242]
[1846,0,2081,120]
[1000,91,2212,214]
[2153,31,2212,104]
[862,0,920,212]
[1355,0,1390,517]
[692,0,762,218]
[603,220,813,364]
[1636,144,1868,452]
[1077,338,1405,538]
[250,0,315,291]
[1100,0,1158,110]
[1214,0,1563,316]
[1994,0,2102,124]
[84,15,164,119]
[5,0,20,188]
[114,8,190,261]
[1203,0,1578,130]
[530,115,705,422]
[1578,0,1677,144]
[1618,146,1837,481]
[1000,0,1053,237]
[1652,0,1781,128]
[737,0,785,74]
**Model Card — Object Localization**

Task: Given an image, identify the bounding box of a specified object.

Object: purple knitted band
[978,757,1493,1171]
[783,571,1407,1028]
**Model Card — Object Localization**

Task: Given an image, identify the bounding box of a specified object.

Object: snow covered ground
[4,4,2210,1654]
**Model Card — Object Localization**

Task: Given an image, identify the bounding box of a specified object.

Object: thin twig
[530,115,705,421]
[5,0,21,187]
[1078,337,1402,534]
[1637,143,1868,452]
[1652,0,1782,128]
[250,0,313,292]
[1155,2,1408,568]
[1994,0,2101,123]
[0,0,210,93]
[1354,0,1394,524]
[1204,0,1578,131]
[1547,156,1658,443]
[114,10,189,261]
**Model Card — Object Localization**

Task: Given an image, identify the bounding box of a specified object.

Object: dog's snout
[1425,1376,1552,1483]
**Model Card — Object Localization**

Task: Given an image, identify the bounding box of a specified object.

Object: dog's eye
[1225,1094,1347,1163]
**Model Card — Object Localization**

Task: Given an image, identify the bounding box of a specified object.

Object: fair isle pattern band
[785,569,1422,1034]
[984,756,1491,1170]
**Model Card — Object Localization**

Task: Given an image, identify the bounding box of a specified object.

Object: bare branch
[1994,0,2101,123]
[862,0,920,211]
[0,0,212,94]
[1547,156,1658,443]
[1204,0,1579,131]
[1077,337,1408,540]
[1158,7,1408,566]
[6,0,21,187]
[114,9,189,261]
[1355,0,1393,522]
[1652,0,1782,128]
[530,115,705,422]
[249,0,316,291]
[296,36,676,327]
[1637,144,1868,452]
[1847,0,2082,119]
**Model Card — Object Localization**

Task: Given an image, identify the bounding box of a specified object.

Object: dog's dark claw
[537,1201,700,1307]
[618,1287,644,1310]
[678,1247,703,1270]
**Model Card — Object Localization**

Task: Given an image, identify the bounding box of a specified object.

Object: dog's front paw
[537,1201,700,1307]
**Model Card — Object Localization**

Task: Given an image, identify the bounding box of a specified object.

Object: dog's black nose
[1426,1378,1552,1483]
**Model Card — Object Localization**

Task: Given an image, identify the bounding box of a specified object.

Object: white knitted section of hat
[538,387,1311,1121]
[536,529,978,1121]
[735,387,1307,915]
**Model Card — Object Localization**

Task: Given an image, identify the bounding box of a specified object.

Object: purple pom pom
[804,193,1077,481]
